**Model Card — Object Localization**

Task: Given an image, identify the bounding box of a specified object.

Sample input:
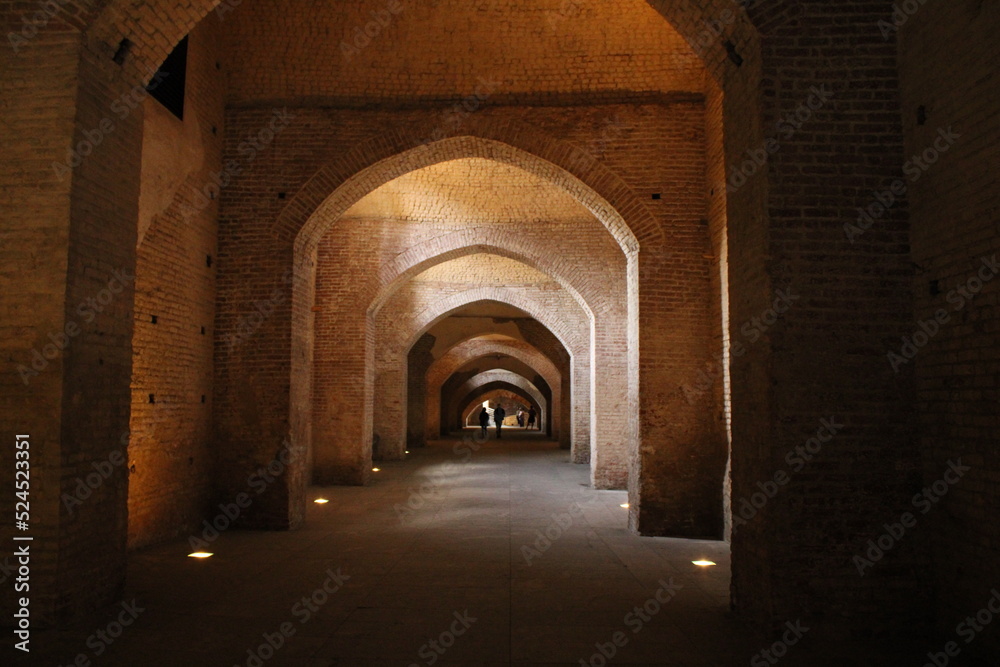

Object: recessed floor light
[620,503,630,508]
[188,552,213,559]
[372,467,381,472]
[693,560,716,567]
[314,498,329,504]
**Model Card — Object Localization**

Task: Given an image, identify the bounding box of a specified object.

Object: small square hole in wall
[151,315,158,324]
[930,279,941,296]
[112,38,132,65]
[206,255,213,268]
[201,326,206,335]
[278,192,287,200]
[201,395,206,404]
[148,394,155,404]
[651,193,662,200]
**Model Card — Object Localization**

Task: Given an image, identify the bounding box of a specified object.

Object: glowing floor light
[188,552,213,559]
[692,560,717,567]
[620,503,630,509]
[372,467,381,472]
[314,498,329,505]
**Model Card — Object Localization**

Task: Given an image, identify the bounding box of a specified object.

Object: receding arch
[285,130,652,264]
[391,290,587,361]
[368,236,612,321]
[368,289,590,462]
[460,386,544,431]
[424,337,562,443]
[451,370,545,426]
[300,128,642,489]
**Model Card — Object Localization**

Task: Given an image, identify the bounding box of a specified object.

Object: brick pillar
[1,36,141,623]
[214,241,308,526]
[727,0,922,636]
[632,245,725,538]
[406,334,435,447]
[372,338,408,460]
[590,315,630,489]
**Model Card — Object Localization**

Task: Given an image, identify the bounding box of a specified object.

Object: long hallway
[31,434,927,666]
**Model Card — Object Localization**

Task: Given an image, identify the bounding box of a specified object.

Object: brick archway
[450,371,546,432]
[367,234,618,321]
[6,0,784,634]
[299,130,639,488]
[369,288,589,467]
[460,385,544,431]
[424,337,562,445]
[461,387,541,430]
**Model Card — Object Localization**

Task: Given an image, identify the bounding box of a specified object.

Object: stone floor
[31,432,935,666]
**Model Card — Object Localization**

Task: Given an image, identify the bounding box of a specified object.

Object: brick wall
[127,15,225,549]
[899,0,1000,656]
[222,0,705,105]
[218,103,717,514]
[1,30,85,626]
[729,0,924,639]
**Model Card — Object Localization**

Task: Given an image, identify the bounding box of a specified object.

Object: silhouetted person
[494,406,506,438]
[527,407,537,430]
[478,407,490,438]
[516,408,525,427]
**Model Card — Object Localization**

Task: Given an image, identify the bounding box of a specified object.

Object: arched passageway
[4,0,963,658]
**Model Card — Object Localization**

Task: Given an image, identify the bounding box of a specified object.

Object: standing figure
[517,408,525,428]
[478,407,490,438]
[494,405,507,439]
[527,407,537,430]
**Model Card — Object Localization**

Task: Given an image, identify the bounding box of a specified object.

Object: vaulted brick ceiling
[341,158,603,228]
[223,0,708,104]
[410,254,558,286]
